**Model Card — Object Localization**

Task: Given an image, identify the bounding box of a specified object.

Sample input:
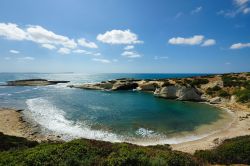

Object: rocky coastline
[68,73,250,111]
[4,79,69,86]
[67,72,250,153]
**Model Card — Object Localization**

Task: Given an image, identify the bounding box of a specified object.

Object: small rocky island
[69,72,250,110]
[5,79,70,86]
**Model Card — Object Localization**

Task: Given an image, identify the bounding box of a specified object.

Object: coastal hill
[0,132,249,165]
[70,72,250,111]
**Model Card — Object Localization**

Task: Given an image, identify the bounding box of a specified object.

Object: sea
[0,73,233,145]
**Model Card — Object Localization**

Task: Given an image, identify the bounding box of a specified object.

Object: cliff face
[69,72,250,109]
[154,85,202,101]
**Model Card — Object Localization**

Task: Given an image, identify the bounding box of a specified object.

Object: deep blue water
[0,73,231,144]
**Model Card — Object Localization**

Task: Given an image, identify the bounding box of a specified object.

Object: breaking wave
[26,98,122,142]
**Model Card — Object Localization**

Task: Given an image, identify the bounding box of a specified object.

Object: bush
[194,135,250,165]
[222,75,247,87]
[0,134,199,166]
[218,90,230,97]
[206,86,222,96]
[0,132,38,151]
[235,89,250,103]
[190,79,209,87]
[162,81,174,87]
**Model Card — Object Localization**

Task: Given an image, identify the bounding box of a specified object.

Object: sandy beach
[172,103,250,153]
[0,108,59,142]
[1,104,250,154]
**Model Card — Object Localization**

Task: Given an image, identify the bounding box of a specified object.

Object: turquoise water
[0,73,232,144]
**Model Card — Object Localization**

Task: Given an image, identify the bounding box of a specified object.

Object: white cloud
[92,53,101,56]
[18,56,35,61]
[235,0,249,6]
[41,43,56,50]
[218,0,250,17]
[78,38,98,49]
[225,62,231,65]
[97,29,143,44]
[0,22,99,53]
[168,35,204,45]
[191,6,203,14]
[230,42,250,49]
[154,56,169,60]
[9,49,20,54]
[168,35,216,47]
[121,51,141,58]
[73,49,88,54]
[202,39,216,47]
[73,49,101,56]
[0,23,27,40]
[124,45,134,50]
[58,47,71,54]
[243,7,250,13]
[92,58,111,63]
[26,25,77,49]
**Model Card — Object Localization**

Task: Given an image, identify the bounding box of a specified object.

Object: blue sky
[0,0,249,73]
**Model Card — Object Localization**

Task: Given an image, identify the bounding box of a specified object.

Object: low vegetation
[194,135,250,165]
[190,78,209,87]
[0,133,198,166]
[0,133,249,166]
[234,88,250,103]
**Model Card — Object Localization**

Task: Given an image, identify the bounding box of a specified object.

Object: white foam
[135,128,155,137]
[26,98,121,142]
[88,105,110,111]
[14,89,31,94]
[0,93,12,96]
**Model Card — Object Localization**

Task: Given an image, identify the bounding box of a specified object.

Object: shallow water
[0,73,233,144]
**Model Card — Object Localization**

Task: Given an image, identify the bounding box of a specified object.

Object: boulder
[209,97,222,104]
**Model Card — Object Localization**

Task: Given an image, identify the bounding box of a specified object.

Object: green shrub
[162,81,173,87]
[0,134,199,166]
[235,89,250,103]
[194,135,250,165]
[218,90,230,97]
[190,79,209,87]
[222,75,248,87]
[0,132,38,151]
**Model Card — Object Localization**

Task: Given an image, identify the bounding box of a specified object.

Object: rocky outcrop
[69,72,250,104]
[209,97,222,104]
[136,81,160,91]
[154,85,202,101]
[112,82,138,90]
[5,79,69,86]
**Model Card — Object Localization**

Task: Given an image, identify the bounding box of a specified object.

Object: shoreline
[172,103,250,153]
[1,102,249,154]
[0,108,61,143]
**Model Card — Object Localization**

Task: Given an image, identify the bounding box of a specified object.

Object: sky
[0,0,250,73]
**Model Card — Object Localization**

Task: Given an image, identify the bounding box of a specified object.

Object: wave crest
[26,98,121,142]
